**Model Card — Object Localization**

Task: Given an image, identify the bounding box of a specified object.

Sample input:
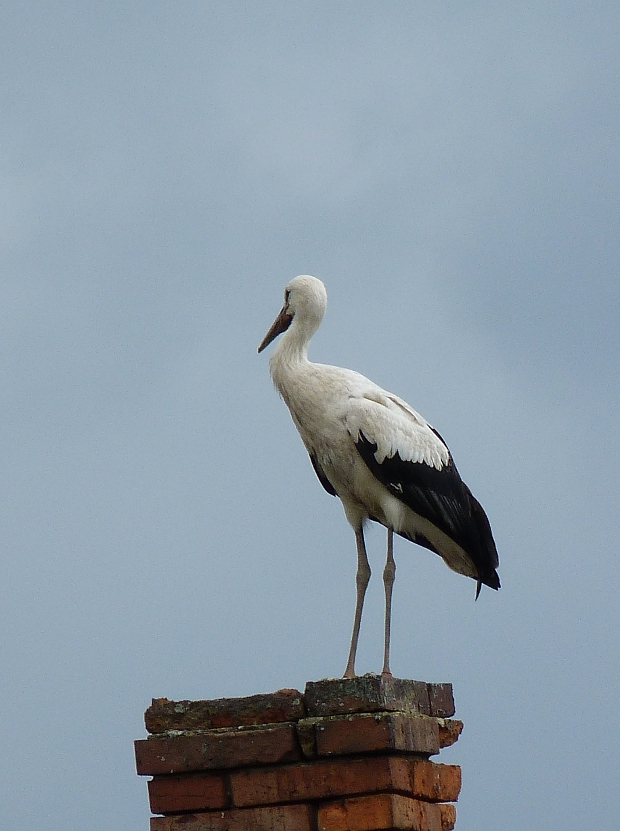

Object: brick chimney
[135,674,463,831]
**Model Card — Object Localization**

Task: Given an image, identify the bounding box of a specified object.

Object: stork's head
[258,275,327,353]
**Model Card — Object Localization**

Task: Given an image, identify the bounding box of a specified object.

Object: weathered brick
[137,680,461,831]
[318,793,451,831]
[309,712,440,757]
[145,689,305,733]
[229,755,456,808]
[296,718,317,758]
[136,723,301,775]
[427,684,455,718]
[148,772,226,815]
[439,803,457,831]
[305,675,431,717]
[231,756,411,807]
[409,761,461,803]
[149,804,315,831]
[227,754,459,809]
[437,719,463,749]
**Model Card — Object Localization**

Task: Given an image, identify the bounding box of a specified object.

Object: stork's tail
[475,567,501,599]
[468,489,500,599]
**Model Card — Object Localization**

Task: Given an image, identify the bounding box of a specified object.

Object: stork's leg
[382,528,396,677]
[343,527,371,678]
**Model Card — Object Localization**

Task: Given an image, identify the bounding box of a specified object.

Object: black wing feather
[355,432,500,591]
[309,452,337,496]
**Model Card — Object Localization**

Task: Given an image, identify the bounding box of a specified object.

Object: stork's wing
[346,393,500,588]
[309,452,337,496]
[345,392,450,470]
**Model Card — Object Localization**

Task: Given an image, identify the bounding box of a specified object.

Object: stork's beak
[258,306,293,353]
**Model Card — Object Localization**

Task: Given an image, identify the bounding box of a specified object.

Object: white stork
[258,275,500,678]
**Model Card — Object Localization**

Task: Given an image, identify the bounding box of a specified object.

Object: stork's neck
[269,312,317,383]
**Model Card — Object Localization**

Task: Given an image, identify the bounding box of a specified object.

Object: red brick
[437,719,463,749]
[305,675,431,717]
[135,723,301,775]
[148,772,226,815]
[145,689,305,733]
[318,793,450,831]
[409,761,461,803]
[228,755,459,809]
[149,804,314,831]
[310,712,440,757]
[229,755,457,808]
[230,756,411,807]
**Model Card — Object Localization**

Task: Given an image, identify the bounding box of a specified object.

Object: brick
[145,689,305,733]
[439,804,457,831]
[437,719,463,749]
[135,723,301,775]
[296,718,317,758]
[149,804,315,831]
[148,772,226,815]
[231,756,410,807]
[318,793,451,831]
[305,675,431,717]
[427,685,455,718]
[309,712,440,757]
[229,755,456,808]
[408,761,461,803]
[228,754,459,809]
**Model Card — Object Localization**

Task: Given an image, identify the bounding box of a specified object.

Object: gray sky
[1,3,619,829]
